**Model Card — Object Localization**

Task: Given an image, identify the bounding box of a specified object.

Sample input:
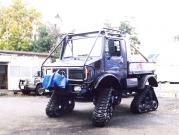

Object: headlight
[74,86,82,92]
[84,66,94,82]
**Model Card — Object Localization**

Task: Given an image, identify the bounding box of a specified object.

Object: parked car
[19,72,45,96]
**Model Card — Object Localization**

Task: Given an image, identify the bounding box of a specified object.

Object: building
[155,43,179,83]
[0,50,48,90]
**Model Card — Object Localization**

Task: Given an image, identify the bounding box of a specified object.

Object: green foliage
[29,25,55,53]
[104,21,140,47]
[0,0,40,51]
[119,22,141,54]
[104,21,141,54]
[119,21,140,47]
[118,21,134,35]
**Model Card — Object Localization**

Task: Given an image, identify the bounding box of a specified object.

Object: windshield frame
[60,34,104,61]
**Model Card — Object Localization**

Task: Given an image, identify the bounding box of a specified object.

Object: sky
[1,0,179,54]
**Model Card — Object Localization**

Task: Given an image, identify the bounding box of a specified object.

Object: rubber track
[46,92,64,117]
[92,89,113,127]
[130,86,158,114]
[63,97,75,113]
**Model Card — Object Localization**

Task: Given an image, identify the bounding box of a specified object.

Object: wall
[0,54,46,90]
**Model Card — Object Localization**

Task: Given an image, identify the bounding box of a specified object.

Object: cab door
[104,38,126,77]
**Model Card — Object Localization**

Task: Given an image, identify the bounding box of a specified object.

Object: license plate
[21,86,24,89]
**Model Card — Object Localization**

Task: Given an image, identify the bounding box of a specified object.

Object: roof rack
[102,28,121,33]
[68,31,100,37]
[102,28,122,37]
[59,28,122,38]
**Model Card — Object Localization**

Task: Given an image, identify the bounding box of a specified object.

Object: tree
[118,21,140,50]
[0,0,40,51]
[104,21,141,54]
[29,25,55,53]
[118,21,134,35]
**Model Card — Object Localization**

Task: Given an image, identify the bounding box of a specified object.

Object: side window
[108,39,120,56]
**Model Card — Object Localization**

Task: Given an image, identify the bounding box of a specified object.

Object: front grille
[53,68,83,80]
[58,68,67,77]
[52,68,68,77]
[69,69,83,80]
[52,68,59,72]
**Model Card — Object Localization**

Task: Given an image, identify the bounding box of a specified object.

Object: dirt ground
[0,93,179,135]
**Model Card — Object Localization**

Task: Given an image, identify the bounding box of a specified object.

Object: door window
[108,39,121,56]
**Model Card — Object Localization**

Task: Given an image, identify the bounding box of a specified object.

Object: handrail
[130,44,149,62]
[41,33,69,77]
[84,30,102,65]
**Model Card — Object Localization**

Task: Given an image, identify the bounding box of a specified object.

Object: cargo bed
[128,62,155,75]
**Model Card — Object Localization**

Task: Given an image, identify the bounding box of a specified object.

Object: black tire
[13,91,18,94]
[92,88,113,127]
[63,97,75,113]
[35,84,44,96]
[46,91,64,117]
[130,86,158,114]
[46,91,75,117]
[22,90,30,95]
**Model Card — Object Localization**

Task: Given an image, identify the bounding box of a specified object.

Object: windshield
[62,36,103,59]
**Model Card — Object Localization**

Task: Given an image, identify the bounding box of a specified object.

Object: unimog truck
[41,28,158,127]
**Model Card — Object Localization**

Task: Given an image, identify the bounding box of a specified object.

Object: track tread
[46,92,63,117]
[46,92,75,117]
[92,89,113,127]
[130,86,158,114]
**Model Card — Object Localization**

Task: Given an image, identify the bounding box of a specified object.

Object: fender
[36,82,42,87]
[138,74,158,89]
[94,73,120,89]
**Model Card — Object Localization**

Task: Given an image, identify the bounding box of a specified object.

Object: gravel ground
[155,84,179,98]
[0,94,178,135]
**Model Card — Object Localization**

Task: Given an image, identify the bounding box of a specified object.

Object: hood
[45,57,101,67]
